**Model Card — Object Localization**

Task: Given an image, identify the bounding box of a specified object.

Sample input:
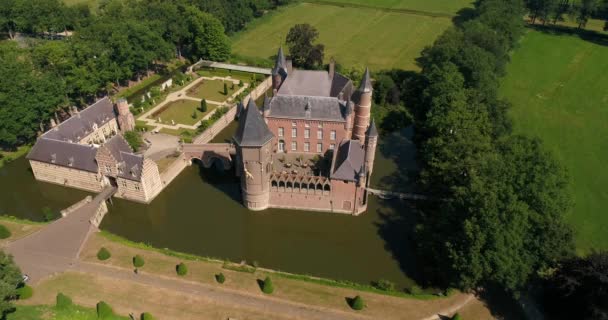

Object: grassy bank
[500,30,608,253]
[0,146,30,169]
[8,304,129,320]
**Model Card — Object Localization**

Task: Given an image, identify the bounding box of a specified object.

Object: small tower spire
[358,67,373,93]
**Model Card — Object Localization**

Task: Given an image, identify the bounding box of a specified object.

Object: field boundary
[303,0,456,18]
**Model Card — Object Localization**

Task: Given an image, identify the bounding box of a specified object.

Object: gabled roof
[233,99,274,147]
[331,140,365,182]
[358,68,373,93]
[267,95,347,122]
[100,135,144,181]
[27,138,99,173]
[43,97,116,143]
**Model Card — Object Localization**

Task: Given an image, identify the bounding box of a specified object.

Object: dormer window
[68,157,74,167]
[50,154,56,164]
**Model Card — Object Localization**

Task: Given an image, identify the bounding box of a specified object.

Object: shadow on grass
[256,278,265,292]
[527,23,608,47]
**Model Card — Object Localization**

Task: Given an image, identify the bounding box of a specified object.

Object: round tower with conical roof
[271,47,288,93]
[353,68,373,143]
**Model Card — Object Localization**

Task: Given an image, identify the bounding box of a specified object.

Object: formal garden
[151,99,215,126]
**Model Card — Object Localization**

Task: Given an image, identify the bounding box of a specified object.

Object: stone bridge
[183,143,236,170]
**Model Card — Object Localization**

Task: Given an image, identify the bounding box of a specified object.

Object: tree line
[0,0,293,149]
[525,0,608,29]
[411,0,574,295]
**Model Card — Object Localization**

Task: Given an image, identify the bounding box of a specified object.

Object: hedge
[0,224,11,239]
[176,262,188,276]
[141,312,155,320]
[17,285,33,300]
[262,276,274,294]
[215,273,225,284]
[96,301,114,318]
[97,247,111,261]
[350,295,364,310]
[56,292,73,309]
[452,313,463,320]
[133,255,145,268]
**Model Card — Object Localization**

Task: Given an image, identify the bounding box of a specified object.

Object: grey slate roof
[272,47,288,77]
[267,95,347,122]
[27,138,99,173]
[43,97,116,142]
[367,119,378,137]
[233,99,274,147]
[358,68,373,93]
[103,135,144,181]
[331,140,365,182]
[330,72,352,98]
[277,70,332,97]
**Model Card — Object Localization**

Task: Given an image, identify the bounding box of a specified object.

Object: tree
[56,292,72,309]
[141,312,155,320]
[215,273,225,284]
[200,99,208,112]
[574,0,599,28]
[349,295,364,310]
[526,0,560,24]
[543,251,608,320]
[285,24,325,69]
[96,301,114,319]
[97,247,111,261]
[0,225,11,239]
[191,110,198,119]
[133,255,145,268]
[124,131,143,151]
[176,262,188,276]
[0,251,21,317]
[262,276,274,294]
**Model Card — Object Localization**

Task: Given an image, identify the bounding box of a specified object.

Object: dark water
[0,128,420,289]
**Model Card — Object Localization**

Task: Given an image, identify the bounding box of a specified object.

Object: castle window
[330,143,335,150]
[304,129,310,139]
[278,140,285,152]
[291,128,297,138]
[122,180,127,188]
[330,130,336,140]
[292,121,297,127]
[105,164,112,173]
[317,130,323,139]
[317,143,322,153]
[278,127,284,137]
[291,141,297,151]
[135,184,140,191]
[304,142,310,152]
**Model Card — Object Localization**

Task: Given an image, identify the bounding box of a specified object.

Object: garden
[151,99,215,127]
[185,78,238,102]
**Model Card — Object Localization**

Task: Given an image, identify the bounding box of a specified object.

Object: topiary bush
[133,255,145,268]
[176,262,188,276]
[97,247,111,261]
[452,313,463,320]
[0,224,11,239]
[215,273,225,284]
[140,312,155,320]
[96,301,114,319]
[17,285,33,300]
[56,292,73,309]
[262,276,274,294]
[349,295,364,310]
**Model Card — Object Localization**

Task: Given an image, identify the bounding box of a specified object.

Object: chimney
[50,118,57,128]
[329,58,335,79]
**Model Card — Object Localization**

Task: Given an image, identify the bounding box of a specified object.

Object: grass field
[8,304,129,320]
[308,0,473,15]
[500,30,608,253]
[231,2,456,71]
[186,79,237,101]
[153,99,216,126]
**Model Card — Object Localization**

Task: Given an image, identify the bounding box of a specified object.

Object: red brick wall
[266,118,347,154]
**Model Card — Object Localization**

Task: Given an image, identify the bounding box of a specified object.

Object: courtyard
[151,99,216,126]
[186,78,239,102]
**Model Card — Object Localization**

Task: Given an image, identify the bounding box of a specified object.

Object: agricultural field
[500,30,608,253]
[309,0,473,15]
[231,2,458,71]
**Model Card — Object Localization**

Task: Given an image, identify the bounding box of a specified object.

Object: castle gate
[182,143,236,170]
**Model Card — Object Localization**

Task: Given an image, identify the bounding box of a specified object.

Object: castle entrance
[104,176,118,188]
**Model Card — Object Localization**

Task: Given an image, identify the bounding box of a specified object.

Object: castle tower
[345,100,354,138]
[271,47,288,93]
[233,98,275,211]
[115,98,135,132]
[365,119,378,179]
[353,68,373,143]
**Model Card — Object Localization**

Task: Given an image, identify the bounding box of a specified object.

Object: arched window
[286,182,293,189]
[271,180,278,188]
[294,182,301,190]
[324,184,331,192]
[316,183,323,190]
[279,181,285,188]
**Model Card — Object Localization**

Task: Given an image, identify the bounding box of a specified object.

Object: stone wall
[30,160,104,193]
[90,200,108,228]
[60,196,92,217]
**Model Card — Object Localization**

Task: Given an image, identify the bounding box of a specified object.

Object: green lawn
[8,304,129,320]
[186,79,237,102]
[196,68,257,84]
[308,0,473,15]
[231,2,456,71]
[153,99,216,126]
[500,30,608,253]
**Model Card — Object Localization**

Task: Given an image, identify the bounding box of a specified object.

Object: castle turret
[352,68,373,143]
[345,100,354,138]
[365,119,378,179]
[272,47,288,93]
[115,98,135,132]
[233,98,275,211]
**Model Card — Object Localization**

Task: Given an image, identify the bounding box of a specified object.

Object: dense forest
[0,0,293,149]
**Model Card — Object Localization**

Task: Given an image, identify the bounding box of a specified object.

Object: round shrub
[97,247,111,261]
[56,292,73,309]
[452,313,462,320]
[176,262,188,276]
[96,301,114,318]
[0,224,11,239]
[17,285,33,300]
[133,255,145,268]
[350,295,364,310]
[262,276,274,294]
[215,273,225,284]
[140,312,155,320]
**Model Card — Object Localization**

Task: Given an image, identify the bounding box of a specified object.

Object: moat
[0,126,419,290]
